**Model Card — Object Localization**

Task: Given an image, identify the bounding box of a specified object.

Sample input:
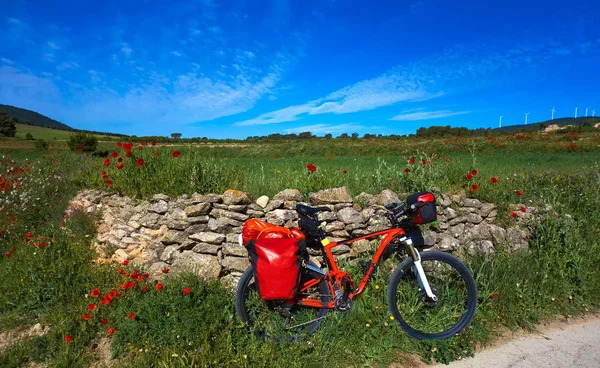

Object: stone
[147,261,170,278]
[449,223,466,238]
[152,194,171,201]
[187,215,210,224]
[352,229,371,236]
[177,240,197,251]
[191,193,222,203]
[212,203,229,210]
[337,207,363,224]
[184,203,211,217]
[284,219,299,228]
[221,257,250,273]
[192,242,221,255]
[439,221,449,230]
[354,192,375,208]
[506,226,529,249]
[331,244,351,255]
[160,245,178,262]
[171,251,221,280]
[326,221,346,232]
[247,209,265,218]
[445,207,458,220]
[255,195,269,208]
[189,232,226,244]
[331,230,350,238]
[423,231,437,247]
[466,213,484,224]
[112,229,129,240]
[345,223,366,231]
[318,211,337,221]
[220,272,243,289]
[264,199,284,212]
[223,189,251,205]
[488,224,506,244]
[148,200,169,214]
[449,216,468,226]
[309,187,353,205]
[228,204,247,213]
[437,234,460,251]
[112,249,129,263]
[208,218,227,232]
[223,243,248,257]
[266,209,297,223]
[463,198,483,208]
[479,203,496,217]
[210,208,249,222]
[184,223,208,235]
[467,240,495,254]
[226,233,241,244]
[159,209,189,230]
[273,189,303,202]
[350,239,371,255]
[334,203,353,211]
[464,224,490,242]
[375,190,399,206]
[439,194,452,208]
[160,230,187,245]
[139,212,162,229]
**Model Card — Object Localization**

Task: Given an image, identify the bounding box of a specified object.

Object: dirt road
[438,314,600,368]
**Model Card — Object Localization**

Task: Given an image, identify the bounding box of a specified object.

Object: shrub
[67,132,98,152]
[25,132,34,140]
[34,139,49,150]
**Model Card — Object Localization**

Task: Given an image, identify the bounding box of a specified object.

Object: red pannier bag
[241,219,305,246]
[245,237,306,300]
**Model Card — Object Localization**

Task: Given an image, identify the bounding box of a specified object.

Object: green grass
[14,123,114,141]
[1,132,600,366]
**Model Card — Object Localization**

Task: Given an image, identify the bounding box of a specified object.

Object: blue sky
[1,0,599,138]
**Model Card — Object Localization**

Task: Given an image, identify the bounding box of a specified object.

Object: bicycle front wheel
[235,263,331,339]
[387,250,477,340]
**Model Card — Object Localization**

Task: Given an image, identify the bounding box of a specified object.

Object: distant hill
[496,117,600,133]
[0,104,128,138]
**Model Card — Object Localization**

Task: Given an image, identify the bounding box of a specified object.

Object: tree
[68,132,98,152]
[324,133,332,139]
[298,131,313,139]
[0,111,17,137]
[338,133,349,139]
[25,132,34,140]
[171,133,182,139]
[351,132,359,139]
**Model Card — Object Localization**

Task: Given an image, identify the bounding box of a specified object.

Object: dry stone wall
[68,187,531,286]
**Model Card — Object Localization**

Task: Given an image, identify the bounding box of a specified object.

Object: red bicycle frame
[290,227,409,309]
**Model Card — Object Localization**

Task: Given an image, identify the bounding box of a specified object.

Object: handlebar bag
[406,192,437,224]
[245,238,306,300]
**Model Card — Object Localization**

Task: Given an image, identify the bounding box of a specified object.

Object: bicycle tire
[235,263,331,337]
[387,250,477,340]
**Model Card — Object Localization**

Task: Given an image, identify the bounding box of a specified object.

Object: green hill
[496,117,600,133]
[0,104,74,131]
[14,123,86,141]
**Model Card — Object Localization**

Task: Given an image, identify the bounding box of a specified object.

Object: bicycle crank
[334,289,353,312]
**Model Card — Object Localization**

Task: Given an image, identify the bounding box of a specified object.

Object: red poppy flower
[131,271,138,278]
[408,157,415,165]
[26,232,34,238]
[515,190,523,196]
[182,288,191,295]
[471,169,478,176]
[306,163,317,172]
[125,151,131,158]
[153,151,159,157]
[491,293,499,299]
[105,180,113,186]
[38,242,46,248]
[491,177,498,184]
[117,269,124,274]
[102,317,108,326]
[103,158,110,167]
[111,151,118,158]
[117,157,123,162]
[107,327,115,335]
[510,212,518,218]
[83,313,91,321]
[141,141,147,146]
[126,281,135,289]
[101,170,107,176]
[127,312,136,320]
[142,285,148,292]
[151,141,156,146]
[136,159,144,167]
[469,184,479,192]
[172,151,181,158]
[102,295,112,305]
[144,273,150,279]
[445,157,450,163]
[429,153,435,159]
[117,163,124,170]
[123,260,129,266]
[11,247,15,251]
[116,292,122,297]
[88,303,97,311]
[162,268,169,274]
[138,146,143,151]
[520,205,527,213]
[117,142,122,147]
[137,275,143,281]
[466,173,473,180]
[404,168,411,173]
[64,335,72,343]
[156,283,164,291]
[91,288,100,298]
[108,290,116,298]
[5,253,11,258]
[343,170,348,174]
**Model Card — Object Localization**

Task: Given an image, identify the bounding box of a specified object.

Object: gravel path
[437,314,600,368]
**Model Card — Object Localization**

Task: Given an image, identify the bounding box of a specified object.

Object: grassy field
[14,123,115,141]
[1,131,599,367]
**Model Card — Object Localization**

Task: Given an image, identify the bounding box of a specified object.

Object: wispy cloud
[0,57,14,65]
[390,110,470,121]
[285,123,366,134]
[171,51,183,57]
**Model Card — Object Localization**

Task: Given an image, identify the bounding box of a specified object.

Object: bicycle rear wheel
[387,250,477,340]
[235,263,331,339]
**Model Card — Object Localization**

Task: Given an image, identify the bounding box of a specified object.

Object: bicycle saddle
[296,204,331,216]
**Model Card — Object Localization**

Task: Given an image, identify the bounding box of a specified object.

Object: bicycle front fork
[404,238,438,302]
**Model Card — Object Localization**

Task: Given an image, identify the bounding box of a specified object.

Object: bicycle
[235,193,478,340]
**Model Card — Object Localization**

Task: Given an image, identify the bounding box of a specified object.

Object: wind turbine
[593,109,596,117]
[499,116,503,128]
[575,107,578,118]
[585,107,589,117]
[525,112,530,125]
[551,107,555,120]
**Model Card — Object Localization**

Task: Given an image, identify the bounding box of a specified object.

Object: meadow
[1,131,599,367]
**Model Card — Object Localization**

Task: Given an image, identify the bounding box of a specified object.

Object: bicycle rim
[388,251,477,340]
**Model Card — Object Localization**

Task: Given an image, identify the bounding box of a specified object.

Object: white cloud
[171,51,183,57]
[47,41,60,50]
[389,110,469,121]
[0,57,14,65]
[121,43,133,58]
[285,123,366,134]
